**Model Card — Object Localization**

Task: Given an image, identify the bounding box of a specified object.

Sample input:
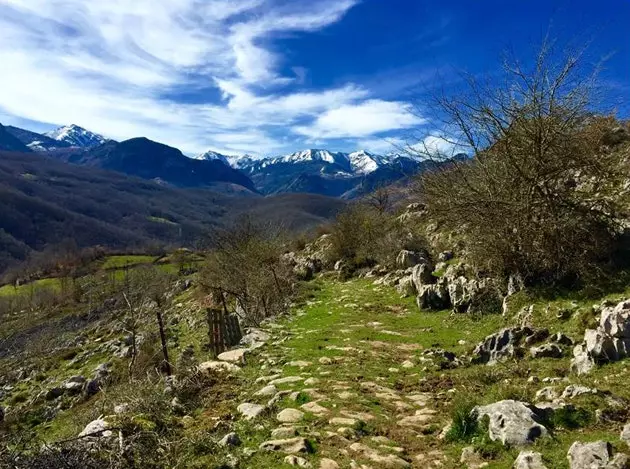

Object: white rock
[284,455,311,467]
[514,451,548,469]
[255,384,278,397]
[78,418,112,438]
[259,437,311,454]
[474,400,547,446]
[277,408,304,423]
[567,440,629,469]
[217,348,247,364]
[237,403,265,420]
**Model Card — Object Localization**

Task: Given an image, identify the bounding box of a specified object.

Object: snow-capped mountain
[4,125,72,151]
[45,124,107,148]
[224,148,428,197]
[197,149,230,165]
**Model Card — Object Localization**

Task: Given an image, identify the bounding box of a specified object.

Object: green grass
[0,277,62,297]
[100,255,158,270]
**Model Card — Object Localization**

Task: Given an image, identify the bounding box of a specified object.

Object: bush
[200,216,293,325]
[329,203,426,270]
[418,42,628,287]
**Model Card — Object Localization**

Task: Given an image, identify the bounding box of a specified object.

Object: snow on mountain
[347,150,391,174]
[276,149,348,166]
[44,124,106,148]
[197,150,230,165]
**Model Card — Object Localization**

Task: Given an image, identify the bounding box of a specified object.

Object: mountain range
[2,122,442,198]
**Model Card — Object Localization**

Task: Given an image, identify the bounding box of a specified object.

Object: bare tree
[415,40,627,285]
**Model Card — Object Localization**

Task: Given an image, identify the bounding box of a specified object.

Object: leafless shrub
[200,216,293,325]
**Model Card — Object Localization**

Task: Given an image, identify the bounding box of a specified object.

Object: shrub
[199,216,293,325]
[418,41,628,287]
[329,203,426,270]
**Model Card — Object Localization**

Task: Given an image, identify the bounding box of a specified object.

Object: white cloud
[294,100,425,139]
[0,0,428,156]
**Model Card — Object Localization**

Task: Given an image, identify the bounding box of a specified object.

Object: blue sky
[0,0,628,156]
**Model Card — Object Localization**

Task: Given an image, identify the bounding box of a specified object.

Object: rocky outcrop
[571,299,630,375]
[417,283,450,310]
[473,327,547,365]
[474,400,548,446]
[396,250,428,269]
[567,441,629,469]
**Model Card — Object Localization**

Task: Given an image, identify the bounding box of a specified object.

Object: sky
[0,0,628,157]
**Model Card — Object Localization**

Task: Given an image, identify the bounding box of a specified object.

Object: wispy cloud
[0,0,427,155]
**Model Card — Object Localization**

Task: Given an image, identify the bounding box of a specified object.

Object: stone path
[229,281,453,468]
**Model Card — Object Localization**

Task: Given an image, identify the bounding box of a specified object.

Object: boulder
[198,361,240,375]
[474,400,548,446]
[78,418,112,438]
[396,276,416,297]
[417,284,450,310]
[219,432,241,447]
[411,264,435,292]
[284,455,311,467]
[561,385,598,400]
[530,343,563,359]
[571,298,630,374]
[514,451,548,469]
[237,403,265,420]
[473,327,542,365]
[567,441,629,469]
[396,250,427,268]
[277,408,304,423]
[45,387,65,401]
[259,437,312,454]
[217,348,248,364]
[447,276,502,314]
[63,375,86,395]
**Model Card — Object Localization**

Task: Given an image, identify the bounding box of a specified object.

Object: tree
[199,217,292,326]
[416,40,628,285]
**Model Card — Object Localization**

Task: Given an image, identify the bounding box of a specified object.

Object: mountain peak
[45,124,107,148]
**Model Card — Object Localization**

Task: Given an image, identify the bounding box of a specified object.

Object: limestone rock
[237,403,265,420]
[621,423,630,447]
[78,418,112,438]
[417,283,450,310]
[284,455,311,467]
[411,262,434,290]
[561,384,598,399]
[259,437,312,454]
[349,442,411,468]
[474,400,548,446]
[567,440,629,469]
[255,384,278,397]
[198,361,240,375]
[217,348,248,364]
[320,459,340,469]
[473,327,542,365]
[530,343,563,359]
[514,451,548,469]
[396,250,426,269]
[272,427,298,438]
[219,432,241,447]
[277,408,304,423]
